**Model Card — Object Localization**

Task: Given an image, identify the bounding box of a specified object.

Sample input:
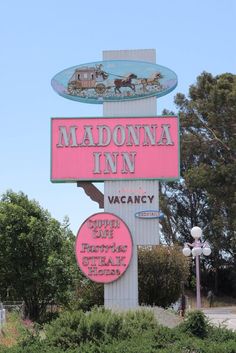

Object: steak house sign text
[75,212,133,283]
[51,116,179,182]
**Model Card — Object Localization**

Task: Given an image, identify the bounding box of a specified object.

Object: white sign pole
[103,49,159,309]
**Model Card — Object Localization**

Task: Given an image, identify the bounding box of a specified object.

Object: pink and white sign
[75,212,133,283]
[51,116,179,182]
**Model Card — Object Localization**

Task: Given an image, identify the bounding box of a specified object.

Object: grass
[0,311,31,348]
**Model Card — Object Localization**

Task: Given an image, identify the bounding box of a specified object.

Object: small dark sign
[135,210,164,219]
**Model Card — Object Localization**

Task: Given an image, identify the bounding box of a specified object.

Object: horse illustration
[141,72,163,92]
[114,73,137,94]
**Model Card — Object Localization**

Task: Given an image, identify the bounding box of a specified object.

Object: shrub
[207,324,236,343]
[2,308,236,353]
[179,310,208,338]
[86,307,122,341]
[45,310,87,349]
[138,245,189,307]
[0,341,65,353]
[87,330,156,353]
[120,309,157,338]
[152,325,180,349]
[45,307,127,349]
[207,340,236,353]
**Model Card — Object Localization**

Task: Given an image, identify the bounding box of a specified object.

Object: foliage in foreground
[1,308,236,353]
[138,245,189,307]
[160,72,236,295]
[178,310,208,338]
[0,191,76,321]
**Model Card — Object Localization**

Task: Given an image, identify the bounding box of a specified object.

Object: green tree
[0,190,75,321]
[138,245,189,307]
[160,72,236,294]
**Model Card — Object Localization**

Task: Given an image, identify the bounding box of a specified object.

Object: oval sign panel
[51,60,177,104]
[75,212,133,283]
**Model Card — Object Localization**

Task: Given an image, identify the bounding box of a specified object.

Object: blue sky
[0,0,235,233]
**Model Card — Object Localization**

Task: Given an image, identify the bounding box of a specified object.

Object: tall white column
[103,49,159,309]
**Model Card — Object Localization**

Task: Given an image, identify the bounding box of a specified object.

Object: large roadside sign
[51,115,179,182]
[51,49,179,304]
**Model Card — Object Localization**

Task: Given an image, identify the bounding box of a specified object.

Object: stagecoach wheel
[67,83,76,95]
[68,83,82,95]
[95,83,106,94]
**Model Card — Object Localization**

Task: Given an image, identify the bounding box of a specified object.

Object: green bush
[2,308,236,353]
[152,325,180,349]
[2,309,158,352]
[207,324,236,343]
[138,245,189,307]
[43,307,159,350]
[45,310,87,349]
[96,330,156,353]
[45,307,127,349]
[202,340,236,353]
[179,310,208,338]
[19,337,234,353]
[85,307,123,342]
[120,309,157,338]
[0,341,65,353]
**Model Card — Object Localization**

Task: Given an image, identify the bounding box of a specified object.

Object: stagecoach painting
[51,60,178,104]
[67,65,109,95]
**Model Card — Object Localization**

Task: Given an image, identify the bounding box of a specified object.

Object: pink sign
[75,213,133,283]
[51,116,179,182]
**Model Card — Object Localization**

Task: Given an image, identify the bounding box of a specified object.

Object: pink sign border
[75,212,133,284]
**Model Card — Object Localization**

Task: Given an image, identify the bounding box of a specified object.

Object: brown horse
[114,73,137,93]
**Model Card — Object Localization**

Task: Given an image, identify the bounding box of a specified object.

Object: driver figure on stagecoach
[95,64,108,81]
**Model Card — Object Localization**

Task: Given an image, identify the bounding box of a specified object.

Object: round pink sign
[75,212,133,283]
